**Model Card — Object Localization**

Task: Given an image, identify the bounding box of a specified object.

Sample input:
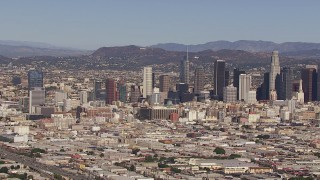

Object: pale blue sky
[0,0,319,49]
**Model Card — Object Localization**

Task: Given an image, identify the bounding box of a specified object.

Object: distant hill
[89,45,296,70]
[5,45,318,71]
[0,55,11,64]
[0,40,92,57]
[151,40,320,54]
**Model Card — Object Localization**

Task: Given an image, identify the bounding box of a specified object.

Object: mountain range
[151,40,320,54]
[0,40,92,57]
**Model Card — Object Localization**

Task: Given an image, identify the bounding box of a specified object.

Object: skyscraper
[301,67,317,102]
[233,68,245,100]
[106,78,117,104]
[223,85,237,103]
[276,67,293,100]
[28,69,43,91]
[180,51,190,84]
[269,51,281,94]
[143,66,153,98]
[225,70,230,86]
[239,74,252,101]
[118,83,127,103]
[293,79,304,104]
[29,87,45,113]
[159,75,170,92]
[194,66,205,95]
[213,60,226,100]
[93,79,103,100]
[130,85,141,103]
[79,91,88,105]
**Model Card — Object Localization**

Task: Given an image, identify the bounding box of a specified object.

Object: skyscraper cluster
[257,51,320,103]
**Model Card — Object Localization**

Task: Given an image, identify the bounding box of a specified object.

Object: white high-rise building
[239,74,252,101]
[294,79,304,104]
[143,66,153,98]
[269,51,281,92]
[29,87,45,114]
[223,85,237,103]
[247,90,257,104]
[55,91,67,105]
[80,91,88,105]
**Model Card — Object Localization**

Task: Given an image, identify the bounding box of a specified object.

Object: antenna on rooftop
[186,46,189,61]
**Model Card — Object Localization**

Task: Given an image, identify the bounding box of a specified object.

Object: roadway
[0,147,88,180]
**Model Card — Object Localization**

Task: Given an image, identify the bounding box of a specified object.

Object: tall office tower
[233,68,246,99]
[118,84,127,103]
[263,72,270,100]
[105,78,117,104]
[143,66,153,98]
[94,80,102,100]
[269,51,281,94]
[301,67,317,102]
[180,52,190,84]
[276,67,293,100]
[28,69,43,91]
[79,91,88,105]
[159,75,170,92]
[223,85,237,103]
[239,74,252,101]
[176,83,194,103]
[29,87,45,113]
[213,60,226,100]
[151,88,161,105]
[194,66,205,94]
[225,70,230,86]
[130,85,141,103]
[55,91,67,105]
[152,72,156,89]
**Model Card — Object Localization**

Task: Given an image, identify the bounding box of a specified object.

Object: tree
[129,165,135,171]
[31,148,46,154]
[132,148,140,155]
[167,157,175,163]
[229,154,241,159]
[214,147,226,154]
[99,153,104,158]
[257,134,270,139]
[158,163,169,168]
[0,167,8,173]
[144,155,154,162]
[170,167,181,173]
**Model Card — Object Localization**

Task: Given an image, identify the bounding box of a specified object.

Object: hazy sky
[0,0,319,49]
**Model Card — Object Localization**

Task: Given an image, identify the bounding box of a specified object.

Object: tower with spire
[294,79,304,104]
[180,47,190,84]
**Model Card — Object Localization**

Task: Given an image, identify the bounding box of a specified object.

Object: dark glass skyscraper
[159,75,170,92]
[276,67,293,100]
[302,67,317,102]
[180,55,190,84]
[213,60,226,100]
[28,69,43,91]
[194,66,205,95]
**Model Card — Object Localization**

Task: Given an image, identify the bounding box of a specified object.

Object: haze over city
[1,0,320,49]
